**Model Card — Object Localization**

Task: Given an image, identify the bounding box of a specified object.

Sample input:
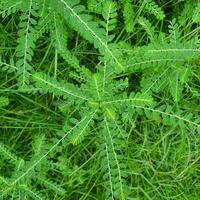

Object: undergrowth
[0,0,199,199]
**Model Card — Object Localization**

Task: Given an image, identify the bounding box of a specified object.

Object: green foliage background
[0,0,199,199]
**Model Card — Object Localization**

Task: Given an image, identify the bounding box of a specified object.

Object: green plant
[0,0,199,199]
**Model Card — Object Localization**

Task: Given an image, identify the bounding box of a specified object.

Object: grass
[0,0,200,199]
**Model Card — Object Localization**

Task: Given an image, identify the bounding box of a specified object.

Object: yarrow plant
[0,0,199,199]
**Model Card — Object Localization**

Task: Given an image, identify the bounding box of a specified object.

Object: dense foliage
[0,0,199,199]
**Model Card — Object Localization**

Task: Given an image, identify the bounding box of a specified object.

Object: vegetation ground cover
[0,0,199,199]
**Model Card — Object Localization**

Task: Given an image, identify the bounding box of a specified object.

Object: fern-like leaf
[68,110,97,145]
[123,0,134,33]
[32,72,88,101]
[138,16,156,41]
[101,0,117,41]
[24,187,46,200]
[143,0,165,20]
[51,12,81,70]
[87,0,104,14]
[37,177,66,196]
[0,142,18,164]
[50,0,124,71]
[135,104,200,130]
[16,0,38,87]
[99,118,128,200]
[0,0,21,18]
[168,18,181,44]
